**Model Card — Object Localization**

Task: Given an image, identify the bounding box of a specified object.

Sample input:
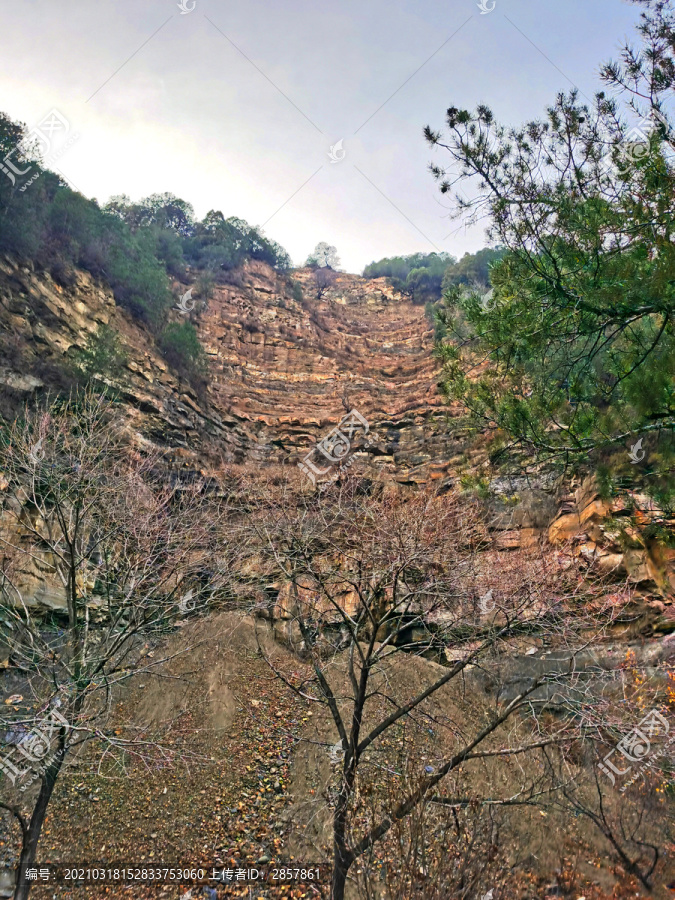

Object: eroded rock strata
[0,255,672,612]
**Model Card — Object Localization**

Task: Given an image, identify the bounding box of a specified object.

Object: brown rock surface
[0,256,672,606]
[196,262,462,480]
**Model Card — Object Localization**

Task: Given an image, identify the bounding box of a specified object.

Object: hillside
[0,257,456,477]
[1,253,674,899]
[4,2,675,896]
[1,254,673,613]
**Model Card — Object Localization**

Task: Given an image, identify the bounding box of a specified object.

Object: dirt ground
[5,611,674,900]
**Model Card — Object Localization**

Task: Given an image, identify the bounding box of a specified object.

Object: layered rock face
[197,262,463,481]
[0,255,672,610]
[0,256,462,479]
[0,255,236,467]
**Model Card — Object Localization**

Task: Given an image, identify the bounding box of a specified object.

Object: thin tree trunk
[331,790,353,900]
[331,858,349,900]
[14,752,64,900]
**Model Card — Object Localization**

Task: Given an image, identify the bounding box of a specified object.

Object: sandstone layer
[0,255,672,612]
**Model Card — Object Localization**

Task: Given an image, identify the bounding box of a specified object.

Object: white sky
[1,0,642,272]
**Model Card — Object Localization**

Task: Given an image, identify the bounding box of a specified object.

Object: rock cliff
[0,255,672,613]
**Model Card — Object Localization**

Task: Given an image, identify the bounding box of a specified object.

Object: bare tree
[541,651,675,892]
[0,392,234,899]
[247,476,626,899]
[314,266,338,299]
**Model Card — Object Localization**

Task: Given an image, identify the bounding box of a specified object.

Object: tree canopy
[0,115,291,321]
[306,242,341,269]
[442,247,505,290]
[104,196,291,274]
[0,111,291,388]
[363,251,455,303]
[426,0,675,509]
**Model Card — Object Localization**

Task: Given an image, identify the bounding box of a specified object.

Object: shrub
[158,322,208,388]
[69,323,129,388]
[183,214,291,273]
[195,269,216,305]
[242,318,260,334]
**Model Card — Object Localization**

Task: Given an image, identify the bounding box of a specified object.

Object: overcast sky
[1,0,642,273]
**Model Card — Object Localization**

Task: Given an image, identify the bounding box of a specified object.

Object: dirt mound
[19,611,675,899]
